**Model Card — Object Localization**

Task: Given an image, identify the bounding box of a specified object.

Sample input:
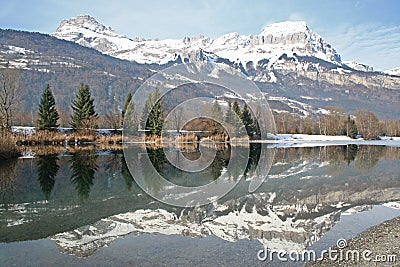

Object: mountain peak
[55,14,118,37]
[261,21,309,36]
[52,15,341,66]
[52,15,129,52]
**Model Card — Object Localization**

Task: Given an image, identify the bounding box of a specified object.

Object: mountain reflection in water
[0,144,399,259]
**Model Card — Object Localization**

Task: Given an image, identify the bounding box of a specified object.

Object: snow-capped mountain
[385,67,400,76]
[52,15,341,68]
[1,15,400,119]
[343,61,374,72]
[50,194,341,258]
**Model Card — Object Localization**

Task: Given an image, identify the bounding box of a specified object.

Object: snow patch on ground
[382,201,400,210]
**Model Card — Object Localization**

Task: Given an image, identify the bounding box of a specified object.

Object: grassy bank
[0,134,20,159]
[13,127,252,150]
[14,130,123,145]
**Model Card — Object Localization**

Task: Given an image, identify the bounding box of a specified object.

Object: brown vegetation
[15,130,66,145]
[274,107,400,139]
[18,144,123,157]
[95,133,122,144]
[183,117,225,136]
[174,134,199,143]
[0,133,19,159]
[14,129,125,146]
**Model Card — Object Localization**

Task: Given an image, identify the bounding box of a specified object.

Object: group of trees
[275,106,400,139]
[224,100,258,137]
[32,84,400,140]
[0,67,103,134]
[140,88,164,136]
[0,65,399,140]
[177,99,259,139]
[36,83,98,131]
[139,91,259,138]
[275,106,359,137]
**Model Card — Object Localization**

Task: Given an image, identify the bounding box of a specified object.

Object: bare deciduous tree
[0,68,20,133]
[171,106,184,133]
[355,109,381,139]
[104,111,122,131]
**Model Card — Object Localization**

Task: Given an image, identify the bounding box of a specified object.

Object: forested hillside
[0,29,156,122]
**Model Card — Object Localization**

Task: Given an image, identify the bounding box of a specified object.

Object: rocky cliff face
[52,16,341,67]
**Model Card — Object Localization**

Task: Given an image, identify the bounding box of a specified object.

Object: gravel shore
[306,216,400,267]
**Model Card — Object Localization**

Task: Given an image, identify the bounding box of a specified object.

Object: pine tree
[211,100,223,121]
[70,83,98,129]
[122,91,132,119]
[346,115,358,139]
[230,100,243,130]
[232,100,241,118]
[121,91,136,130]
[211,100,224,134]
[37,84,59,131]
[224,101,235,125]
[241,103,256,136]
[140,88,164,136]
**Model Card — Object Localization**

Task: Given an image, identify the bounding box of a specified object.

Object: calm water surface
[0,144,399,266]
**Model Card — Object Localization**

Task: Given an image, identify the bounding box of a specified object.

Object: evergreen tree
[211,100,223,121]
[121,91,136,130]
[232,100,241,118]
[140,88,164,136]
[241,103,256,136]
[37,84,59,131]
[346,115,358,138]
[70,83,98,129]
[224,101,235,125]
[230,100,243,130]
[122,91,132,119]
[211,100,224,134]
[122,155,134,191]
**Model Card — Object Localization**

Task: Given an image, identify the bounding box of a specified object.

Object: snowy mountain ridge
[1,15,399,119]
[52,15,341,68]
[385,67,400,76]
[343,61,374,72]
[50,199,340,257]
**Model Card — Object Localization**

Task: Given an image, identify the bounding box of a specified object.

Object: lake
[0,143,399,266]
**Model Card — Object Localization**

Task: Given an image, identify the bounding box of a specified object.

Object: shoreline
[6,131,400,158]
[307,216,400,266]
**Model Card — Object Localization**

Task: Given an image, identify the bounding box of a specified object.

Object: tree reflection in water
[70,150,98,200]
[140,147,165,195]
[121,154,135,191]
[342,144,359,164]
[0,145,399,248]
[355,145,386,171]
[0,159,17,206]
[37,155,59,200]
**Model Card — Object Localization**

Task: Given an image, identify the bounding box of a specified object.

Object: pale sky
[1,0,399,70]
